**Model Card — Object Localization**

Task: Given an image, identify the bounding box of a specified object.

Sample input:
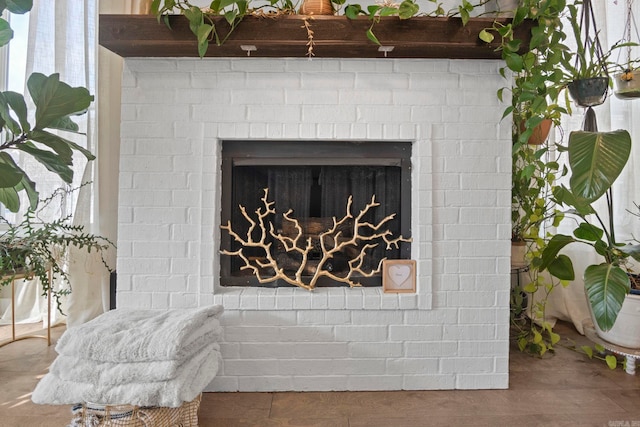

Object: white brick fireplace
[116,57,511,391]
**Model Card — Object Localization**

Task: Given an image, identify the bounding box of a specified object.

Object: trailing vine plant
[151,0,299,57]
[478,0,573,357]
[151,0,495,57]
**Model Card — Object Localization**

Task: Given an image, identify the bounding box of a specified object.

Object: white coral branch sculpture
[221,188,412,290]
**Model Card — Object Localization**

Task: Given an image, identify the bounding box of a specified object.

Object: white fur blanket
[55,306,223,363]
[32,347,221,408]
[49,343,220,386]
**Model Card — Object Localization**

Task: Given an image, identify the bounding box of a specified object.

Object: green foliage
[0,73,94,212]
[567,341,624,370]
[541,129,640,332]
[568,130,631,201]
[0,0,33,46]
[511,238,569,357]
[152,0,296,57]
[152,0,472,55]
[511,143,564,243]
[0,1,95,213]
[482,0,568,142]
[0,188,114,314]
[558,2,637,82]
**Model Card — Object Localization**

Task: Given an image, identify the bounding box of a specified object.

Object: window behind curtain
[0,4,96,224]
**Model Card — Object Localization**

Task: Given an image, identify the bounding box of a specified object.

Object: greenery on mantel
[150,0,494,57]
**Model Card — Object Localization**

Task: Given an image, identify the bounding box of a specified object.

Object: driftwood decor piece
[220,188,411,290]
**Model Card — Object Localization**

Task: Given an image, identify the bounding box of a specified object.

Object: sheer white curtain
[0,0,152,327]
[542,0,640,333]
[65,0,153,326]
[0,0,98,327]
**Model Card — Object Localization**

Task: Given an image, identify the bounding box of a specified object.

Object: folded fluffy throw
[55,305,223,363]
[32,347,221,408]
[49,343,220,386]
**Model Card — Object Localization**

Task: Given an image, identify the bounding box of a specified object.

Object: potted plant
[0,189,114,314]
[539,128,640,347]
[613,62,640,99]
[612,0,640,99]
[559,0,617,108]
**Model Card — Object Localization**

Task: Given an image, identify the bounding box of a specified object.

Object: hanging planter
[567,77,610,107]
[561,1,614,108]
[613,0,640,99]
[615,69,640,98]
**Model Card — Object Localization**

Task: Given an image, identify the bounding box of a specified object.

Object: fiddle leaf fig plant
[0,0,95,213]
[0,74,95,213]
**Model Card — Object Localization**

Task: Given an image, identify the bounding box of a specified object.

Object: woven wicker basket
[299,0,334,15]
[68,394,201,427]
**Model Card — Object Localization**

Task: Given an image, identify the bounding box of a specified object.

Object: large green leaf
[3,90,29,132]
[15,168,38,209]
[27,73,93,131]
[0,152,24,188]
[5,0,33,14]
[25,130,73,162]
[539,234,575,273]
[0,18,13,47]
[547,254,575,281]
[15,141,74,183]
[0,152,37,212]
[552,185,593,216]
[0,92,23,135]
[29,129,95,160]
[568,130,632,202]
[0,186,19,212]
[585,263,630,331]
[46,116,80,133]
[573,222,603,242]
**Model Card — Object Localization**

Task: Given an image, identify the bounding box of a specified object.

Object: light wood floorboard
[1,321,639,426]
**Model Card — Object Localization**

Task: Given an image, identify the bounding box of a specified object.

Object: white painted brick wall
[117,57,511,392]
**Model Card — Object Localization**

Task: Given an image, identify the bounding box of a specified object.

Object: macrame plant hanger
[575,0,609,131]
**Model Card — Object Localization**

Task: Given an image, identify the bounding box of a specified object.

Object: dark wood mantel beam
[99,14,532,59]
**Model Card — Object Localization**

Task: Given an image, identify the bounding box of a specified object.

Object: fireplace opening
[220,140,412,287]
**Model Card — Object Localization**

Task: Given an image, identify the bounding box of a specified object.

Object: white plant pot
[614,70,640,99]
[484,0,520,17]
[591,293,640,349]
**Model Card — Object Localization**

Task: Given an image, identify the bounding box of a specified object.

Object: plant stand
[583,320,640,375]
[0,269,51,348]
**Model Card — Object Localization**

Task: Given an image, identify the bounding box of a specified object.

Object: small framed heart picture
[382,259,416,293]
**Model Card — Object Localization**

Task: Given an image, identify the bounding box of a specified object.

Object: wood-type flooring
[1,321,639,427]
